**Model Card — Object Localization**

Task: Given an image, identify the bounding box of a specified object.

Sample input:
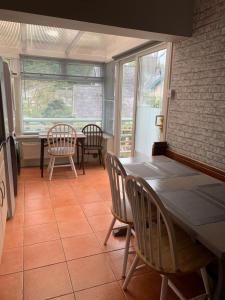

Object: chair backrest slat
[125,176,178,273]
[47,123,77,155]
[105,152,129,222]
[82,124,103,148]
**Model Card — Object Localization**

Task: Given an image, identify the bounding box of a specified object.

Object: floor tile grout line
[76,203,120,283]
[45,291,75,300]
[0,270,24,277]
[74,178,138,292]
[52,173,119,295]
[23,260,67,273]
[23,220,56,228]
[2,167,123,300]
[24,178,72,300]
[47,181,75,296]
[23,236,60,247]
[69,178,127,283]
[73,280,127,299]
[22,245,129,272]
[22,185,125,267]
[0,249,144,278]
[72,278,118,293]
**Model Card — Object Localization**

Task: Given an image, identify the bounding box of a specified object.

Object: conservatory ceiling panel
[105,35,149,59]
[26,25,79,51]
[0,20,148,61]
[70,32,148,61]
[69,32,107,60]
[0,20,20,48]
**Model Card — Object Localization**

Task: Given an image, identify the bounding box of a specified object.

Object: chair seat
[135,224,214,275]
[48,147,75,156]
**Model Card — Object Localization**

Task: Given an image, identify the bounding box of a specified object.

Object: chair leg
[76,145,79,166]
[69,156,77,178]
[100,150,105,169]
[49,157,55,181]
[123,254,139,290]
[160,275,168,300]
[200,267,211,300]
[47,157,52,172]
[122,224,132,278]
[98,149,102,165]
[168,279,186,300]
[104,217,116,245]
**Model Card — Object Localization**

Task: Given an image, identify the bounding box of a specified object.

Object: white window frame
[114,42,172,156]
[20,56,105,134]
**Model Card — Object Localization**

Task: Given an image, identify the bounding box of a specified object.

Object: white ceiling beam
[65,31,84,56]
[20,23,27,51]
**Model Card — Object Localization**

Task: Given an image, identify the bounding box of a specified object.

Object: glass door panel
[119,61,136,157]
[135,49,167,157]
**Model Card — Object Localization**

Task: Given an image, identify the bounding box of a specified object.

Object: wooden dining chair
[47,123,77,180]
[81,124,104,167]
[123,176,214,300]
[104,152,133,277]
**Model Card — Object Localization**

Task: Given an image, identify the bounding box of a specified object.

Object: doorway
[115,43,171,158]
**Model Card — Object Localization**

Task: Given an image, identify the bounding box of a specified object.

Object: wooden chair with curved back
[123,176,214,300]
[104,152,133,277]
[47,123,77,180]
[81,124,104,167]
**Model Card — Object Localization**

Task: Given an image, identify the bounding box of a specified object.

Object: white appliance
[0,58,17,218]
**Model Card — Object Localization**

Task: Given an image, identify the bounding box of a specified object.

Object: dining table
[119,154,225,300]
[38,132,86,177]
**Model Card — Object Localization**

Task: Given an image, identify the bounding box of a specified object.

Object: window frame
[114,42,172,156]
[20,55,104,134]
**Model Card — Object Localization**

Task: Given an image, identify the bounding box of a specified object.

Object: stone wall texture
[167,0,225,170]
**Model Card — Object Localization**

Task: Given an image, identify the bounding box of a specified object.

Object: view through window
[135,49,167,157]
[118,48,167,157]
[120,61,136,157]
[21,57,104,133]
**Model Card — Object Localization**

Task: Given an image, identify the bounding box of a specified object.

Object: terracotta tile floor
[0,163,204,300]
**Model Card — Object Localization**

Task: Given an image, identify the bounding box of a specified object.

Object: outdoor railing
[23,117,133,157]
[23,117,102,133]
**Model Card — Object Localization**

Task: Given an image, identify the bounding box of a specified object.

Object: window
[115,44,169,157]
[103,61,115,135]
[21,56,104,133]
[103,99,114,135]
[119,61,136,157]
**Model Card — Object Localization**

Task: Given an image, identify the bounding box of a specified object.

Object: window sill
[17,134,39,140]
[17,133,114,140]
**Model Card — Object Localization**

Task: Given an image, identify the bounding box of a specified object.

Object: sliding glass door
[135,49,167,157]
[115,43,170,158]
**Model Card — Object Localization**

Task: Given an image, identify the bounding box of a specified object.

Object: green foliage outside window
[21,58,104,132]
[22,80,73,119]
[22,59,61,74]
[42,99,71,118]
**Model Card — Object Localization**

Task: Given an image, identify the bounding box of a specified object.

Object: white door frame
[114,42,172,156]
[113,56,137,156]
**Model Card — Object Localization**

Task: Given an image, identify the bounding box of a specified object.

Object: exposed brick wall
[167,0,225,170]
